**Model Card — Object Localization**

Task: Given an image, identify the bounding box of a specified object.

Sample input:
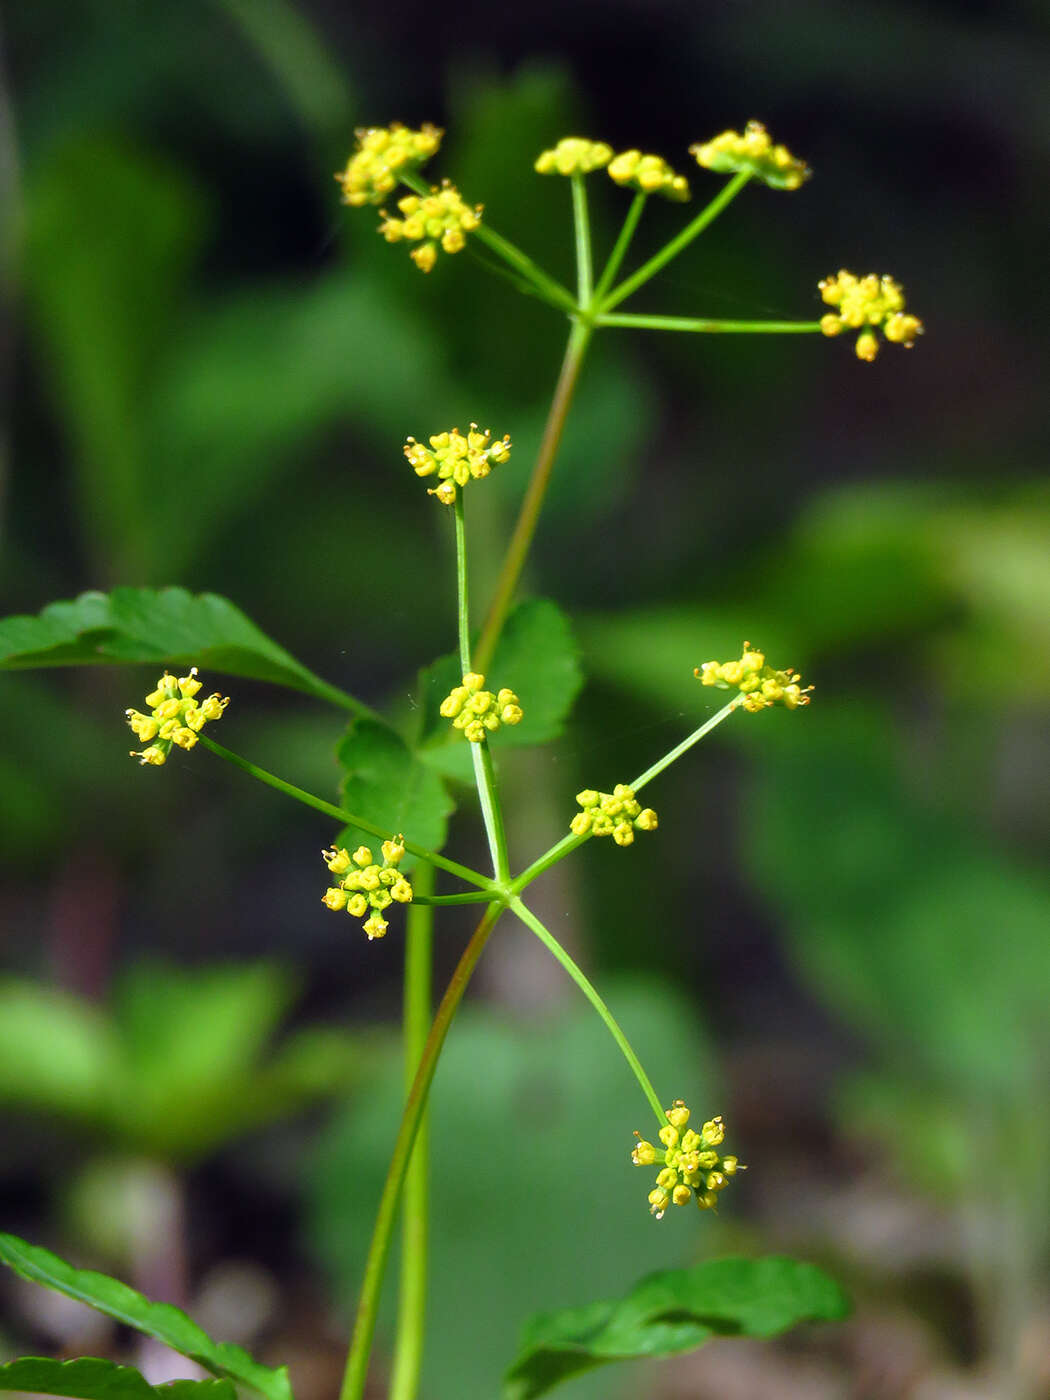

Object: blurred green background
[2,2,1049,1397]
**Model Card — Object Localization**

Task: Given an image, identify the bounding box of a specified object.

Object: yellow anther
[439,673,522,743]
[691,121,809,190]
[535,137,613,176]
[404,426,512,505]
[378,181,482,272]
[607,150,690,201]
[127,669,229,768]
[335,123,442,207]
[320,834,413,938]
[695,642,812,713]
[633,1103,742,1221]
[818,269,924,361]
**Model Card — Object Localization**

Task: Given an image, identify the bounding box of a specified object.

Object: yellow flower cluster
[633,1101,744,1218]
[607,150,690,202]
[818,269,924,361]
[690,121,809,191]
[695,641,812,712]
[535,137,613,176]
[378,182,482,273]
[321,838,413,941]
[334,123,442,207]
[126,668,229,766]
[403,423,511,505]
[570,785,657,846]
[439,672,523,743]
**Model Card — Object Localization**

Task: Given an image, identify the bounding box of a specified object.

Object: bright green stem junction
[600,168,753,313]
[339,901,503,1400]
[510,898,665,1127]
[197,734,494,892]
[389,863,433,1400]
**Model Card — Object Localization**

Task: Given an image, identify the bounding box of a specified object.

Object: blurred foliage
[0,962,364,1162]
[308,982,722,1400]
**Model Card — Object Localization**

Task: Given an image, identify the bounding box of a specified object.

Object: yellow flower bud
[535,137,613,177]
[691,121,809,190]
[323,888,349,911]
[632,1138,657,1166]
[347,893,368,918]
[363,913,389,940]
[672,1184,693,1206]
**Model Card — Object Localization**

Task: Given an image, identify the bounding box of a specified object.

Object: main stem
[474,318,592,673]
[388,864,433,1400]
[339,901,503,1400]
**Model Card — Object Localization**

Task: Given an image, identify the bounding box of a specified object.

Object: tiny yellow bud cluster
[535,137,613,176]
[439,672,523,743]
[818,269,924,361]
[334,123,442,207]
[607,150,690,202]
[695,641,812,713]
[378,181,482,273]
[126,668,229,766]
[570,785,657,846]
[321,837,413,941]
[633,1101,745,1218]
[690,120,809,191]
[403,424,511,505]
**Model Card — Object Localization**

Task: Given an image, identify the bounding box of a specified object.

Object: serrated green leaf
[336,719,454,865]
[418,599,583,778]
[0,1236,291,1400]
[0,1359,235,1400]
[0,587,357,712]
[503,1255,849,1399]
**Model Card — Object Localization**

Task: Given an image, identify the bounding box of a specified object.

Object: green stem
[399,170,575,313]
[454,493,511,881]
[596,312,823,335]
[510,697,743,892]
[453,494,472,676]
[510,898,665,1127]
[411,890,495,907]
[629,696,742,792]
[599,169,752,313]
[474,318,593,673]
[339,901,504,1400]
[571,174,592,307]
[389,864,433,1400]
[198,734,495,892]
[592,191,647,304]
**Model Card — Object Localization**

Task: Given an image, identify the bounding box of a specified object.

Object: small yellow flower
[690,121,809,191]
[404,424,511,505]
[570,785,657,846]
[439,672,523,743]
[127,668,229,766]
[321,837,413,939]
[633,1101,744,1218]
[607,150,690,201]
[335,123,442,207]
[535,137,613,177]
[378,181,482,272]
[818,269,924,361]
[695,642,812,712]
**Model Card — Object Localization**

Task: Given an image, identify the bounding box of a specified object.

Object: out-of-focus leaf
[0,1236,290,1400]
[418,599,583,780]
[22,138,204,579]
[0,587,358,711]
[335,719,454,865]
[503,1256,850,1399]
[0,984,117,1122]
[0,1357,235,1400]
[308,982,719,1400]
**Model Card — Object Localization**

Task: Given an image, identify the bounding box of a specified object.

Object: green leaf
[0,1358,235,1400]
[418,599,583,779]
[336,720,454,866]
[0,1235,291,1400]
[503,1255,850,1399]
[0,587,357,711]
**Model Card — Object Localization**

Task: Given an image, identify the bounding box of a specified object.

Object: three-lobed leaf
[0,1235,290,1400]
[503,1255,849,1399]
[336,719,454,866]
[0,587,360,713]
[0,1358,235,1400]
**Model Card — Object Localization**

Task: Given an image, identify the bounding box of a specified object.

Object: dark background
[2,3,1049,1397]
